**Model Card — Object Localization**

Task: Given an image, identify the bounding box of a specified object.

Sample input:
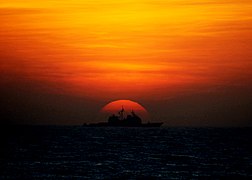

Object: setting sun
[100,99,149,121]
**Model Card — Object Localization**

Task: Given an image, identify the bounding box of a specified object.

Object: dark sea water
[1,126,252,179]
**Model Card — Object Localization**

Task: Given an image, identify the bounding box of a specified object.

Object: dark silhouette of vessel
[83,106,163,127]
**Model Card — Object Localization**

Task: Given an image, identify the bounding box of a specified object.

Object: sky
[1,0,252,126]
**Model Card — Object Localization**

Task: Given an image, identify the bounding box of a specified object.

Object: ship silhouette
[83,106,163,127]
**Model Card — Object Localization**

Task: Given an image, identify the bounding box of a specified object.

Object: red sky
[1,0,252,125]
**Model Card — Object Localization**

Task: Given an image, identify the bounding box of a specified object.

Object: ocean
[1,126,251,179]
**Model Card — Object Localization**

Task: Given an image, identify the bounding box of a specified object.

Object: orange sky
[1,0,252,101]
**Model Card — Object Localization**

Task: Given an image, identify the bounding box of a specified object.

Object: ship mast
[118,105,124,121]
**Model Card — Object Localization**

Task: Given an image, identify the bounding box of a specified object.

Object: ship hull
[82,122,163,127]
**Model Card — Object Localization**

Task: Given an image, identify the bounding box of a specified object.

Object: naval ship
[83,106,163,127]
